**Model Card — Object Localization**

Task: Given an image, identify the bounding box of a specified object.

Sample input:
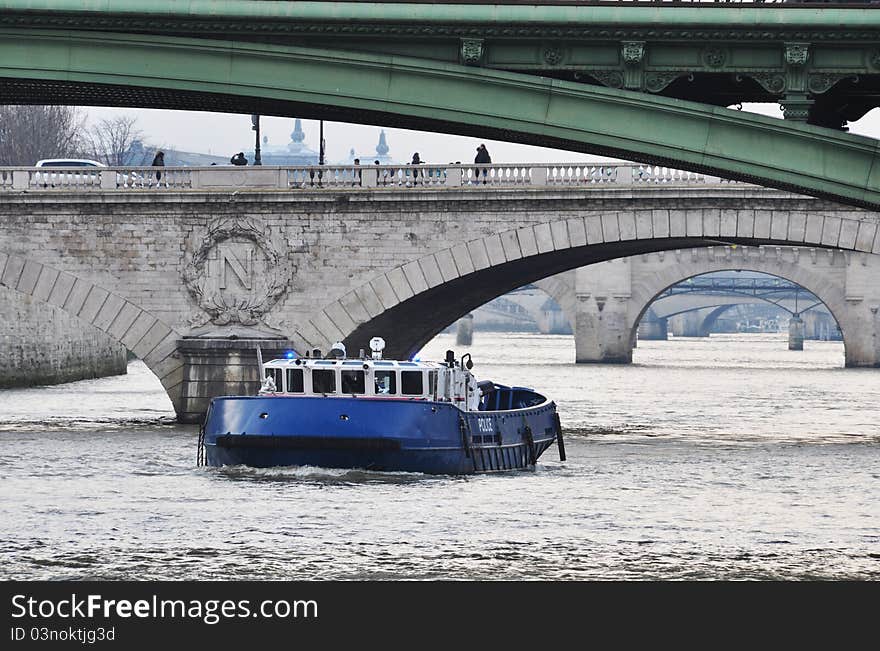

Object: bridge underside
[4,2,880,130]
[2,30,880,209]
[340,237,820,361]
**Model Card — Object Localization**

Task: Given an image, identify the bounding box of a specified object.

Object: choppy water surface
[1,333,877,580]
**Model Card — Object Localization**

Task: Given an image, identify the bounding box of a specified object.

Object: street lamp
[319,119,325,166]
[251,114,262,165]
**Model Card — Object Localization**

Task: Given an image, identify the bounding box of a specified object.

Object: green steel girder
[1,28,880,208]
[2,1,880,127]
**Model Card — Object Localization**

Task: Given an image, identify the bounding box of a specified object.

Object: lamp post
[251,114,262,165]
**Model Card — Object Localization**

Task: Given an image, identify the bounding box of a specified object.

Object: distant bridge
[532,244,877,364]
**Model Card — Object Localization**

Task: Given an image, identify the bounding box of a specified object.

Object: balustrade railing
[0,170,13,191]
[0,163,756,193]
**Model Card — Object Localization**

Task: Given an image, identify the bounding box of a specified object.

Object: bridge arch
[533,275,578,336]
[2,29,880,208]
[649,292,826,323]
[0,254,184,412]
[692,305,734,338]
[628,265,850,363]
[298,204,877,362]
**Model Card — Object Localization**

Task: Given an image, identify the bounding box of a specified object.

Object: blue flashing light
[285,350,298,359]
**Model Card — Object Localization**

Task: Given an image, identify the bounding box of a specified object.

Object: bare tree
[86,115,155,166]
[0,105,86,165]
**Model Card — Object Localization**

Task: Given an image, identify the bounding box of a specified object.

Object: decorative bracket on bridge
[580,70,624,89]
[621,41,646,90]
[781,42,812,122]
[807,73,860,95]
[460,38,484,66]
[784,43,811,67]
[621,41,645,65]
[741,73,787,95]
[645,72,690,94]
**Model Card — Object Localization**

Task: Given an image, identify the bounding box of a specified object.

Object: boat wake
[0,415,179,432]
[209,463,440,485]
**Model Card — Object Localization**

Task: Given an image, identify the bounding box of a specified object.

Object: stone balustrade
[0,163,743,193]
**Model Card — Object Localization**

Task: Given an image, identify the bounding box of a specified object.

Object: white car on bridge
[33,158,141,188]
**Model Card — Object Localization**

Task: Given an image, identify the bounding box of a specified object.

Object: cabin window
[312,369,336,394]
[428,371,437,398]
[285,369,304,393]
[264,367,283,391]
[341,370,366,395]
[374,370,396,395]
[401,371,424,396]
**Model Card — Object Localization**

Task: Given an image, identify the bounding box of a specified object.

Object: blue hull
[200,396,559,475]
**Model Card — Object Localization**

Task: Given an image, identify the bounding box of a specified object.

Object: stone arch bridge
[533,244,880,364]
[2,172,879,421]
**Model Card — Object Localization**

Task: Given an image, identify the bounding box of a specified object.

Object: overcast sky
[83,104,880,165]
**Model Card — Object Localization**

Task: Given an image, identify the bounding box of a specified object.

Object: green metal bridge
[2,2,880,207]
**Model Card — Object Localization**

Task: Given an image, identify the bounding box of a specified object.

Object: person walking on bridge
[151,150,165,187]
[474,144,491,184]
[410,152,422,186]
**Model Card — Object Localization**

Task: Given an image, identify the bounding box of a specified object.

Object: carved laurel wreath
[183,217,294,326]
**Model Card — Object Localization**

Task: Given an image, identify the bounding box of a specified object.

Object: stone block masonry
[1,184,878,421]
[0,285,127,388]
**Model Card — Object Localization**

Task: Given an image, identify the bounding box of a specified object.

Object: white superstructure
[259,346,480,411]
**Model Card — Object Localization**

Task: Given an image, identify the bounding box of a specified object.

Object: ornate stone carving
[3,14,880,43]
[871,49,880,69]
[183,217,294,327]
[587,70,625,89]
[701,46,726,69]
[781,97,812,122]
[808,73,858,95]
[784,42,810,66]
[460,38,483,66]
[745,73,786,94]
[622,41,645,65]
[645,72,685,93]
[542,45,564,66]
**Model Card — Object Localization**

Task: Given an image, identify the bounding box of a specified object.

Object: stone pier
[456,314,474,346]
[788,315,805,351]
[638,309,668,340]
[671,311,711,338]
[176,337,292,424]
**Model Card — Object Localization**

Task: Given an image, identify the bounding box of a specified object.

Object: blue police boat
[197,337,565,475]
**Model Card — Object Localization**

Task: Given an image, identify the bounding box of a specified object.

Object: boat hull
[201,395,559,475]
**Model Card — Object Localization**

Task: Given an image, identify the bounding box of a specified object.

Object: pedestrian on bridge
[410,152,421,185]
[151,150,165,186]
[474,144,491,184]
[231,152,248,166]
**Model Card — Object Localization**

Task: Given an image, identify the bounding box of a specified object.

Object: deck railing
[0,163,747,193]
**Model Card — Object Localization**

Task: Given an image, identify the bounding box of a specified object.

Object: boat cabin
[259,357,481,410]
[257,337,546,413]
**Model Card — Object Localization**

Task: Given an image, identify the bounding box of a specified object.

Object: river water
[1,333,877,580]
